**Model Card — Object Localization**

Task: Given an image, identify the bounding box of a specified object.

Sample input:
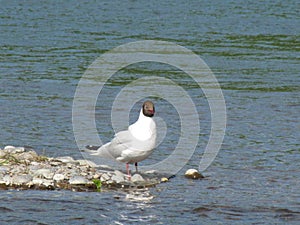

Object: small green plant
[92,179,102,192]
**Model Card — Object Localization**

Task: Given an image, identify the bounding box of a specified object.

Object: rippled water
[0,0,299,224]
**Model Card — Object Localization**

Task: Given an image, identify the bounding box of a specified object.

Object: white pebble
[185,169,204,179]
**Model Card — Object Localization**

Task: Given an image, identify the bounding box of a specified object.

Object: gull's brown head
[142,101,155,117]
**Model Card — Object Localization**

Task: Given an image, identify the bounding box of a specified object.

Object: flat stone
[69,175,89,185]
[185,169,204,179]
[76,159,97,167]
[56,156,76,163]
[49,160,62,166]
[100,173,110,182]
[12,174,32,185]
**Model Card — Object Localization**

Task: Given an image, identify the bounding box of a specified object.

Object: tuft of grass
[0,154,20,165]
[92,179,102,192]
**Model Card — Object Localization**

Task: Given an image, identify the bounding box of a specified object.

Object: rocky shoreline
[0,146,163,192]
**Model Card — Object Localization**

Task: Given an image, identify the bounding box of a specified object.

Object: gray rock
[76,159,97,167]
[111,171,125,183]
[69,175,89,185]
[10,165,27,174]
[131,174,145,183]
[100,173,110,182]
[56,156,76,164]
[12,174,32,185]
[15,151,38,162]
[34,169,54,179]
[0,166,9,174]
[3,175,11,185]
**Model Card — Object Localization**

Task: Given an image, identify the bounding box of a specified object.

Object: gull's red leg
[126,163,131,181]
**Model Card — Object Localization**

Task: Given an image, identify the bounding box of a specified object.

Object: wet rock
[185,169,204,179]
[131,174,144,183]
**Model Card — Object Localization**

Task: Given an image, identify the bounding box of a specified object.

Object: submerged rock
[185,169,204,179]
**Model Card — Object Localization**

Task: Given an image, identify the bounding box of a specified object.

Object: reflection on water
[125,188,154,202]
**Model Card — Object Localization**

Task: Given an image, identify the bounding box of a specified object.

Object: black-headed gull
[86,101,157,179]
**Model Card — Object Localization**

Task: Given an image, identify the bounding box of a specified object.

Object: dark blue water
[0,0,299,224]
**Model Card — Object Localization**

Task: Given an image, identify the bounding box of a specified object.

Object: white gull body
[87,101,157,175]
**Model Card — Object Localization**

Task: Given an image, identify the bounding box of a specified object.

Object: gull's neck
[129,109,156,140]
